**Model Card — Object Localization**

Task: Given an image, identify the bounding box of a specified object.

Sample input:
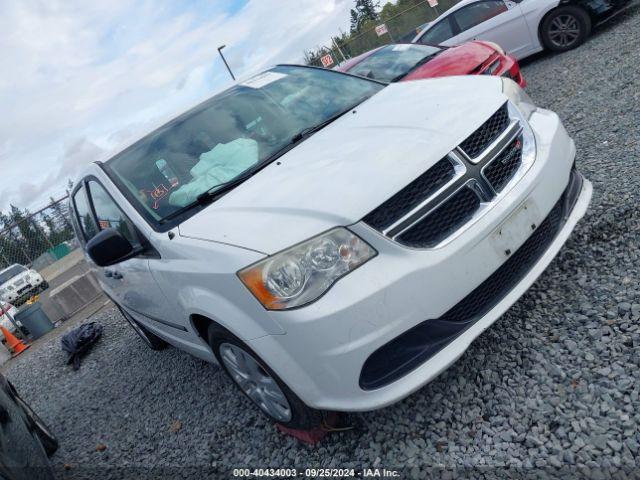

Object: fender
[180,284,285,342]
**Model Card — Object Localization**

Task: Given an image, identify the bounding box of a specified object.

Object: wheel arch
[190,313,228,344]
[537,1,594,45]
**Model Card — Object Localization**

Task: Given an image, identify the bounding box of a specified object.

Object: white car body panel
[414,0,562,60]
[73,73,590,412]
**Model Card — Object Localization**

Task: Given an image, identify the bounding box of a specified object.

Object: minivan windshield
[103,65,384,227]
[0,265,26,285]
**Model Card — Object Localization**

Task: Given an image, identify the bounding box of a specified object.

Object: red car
[338,41,525,87]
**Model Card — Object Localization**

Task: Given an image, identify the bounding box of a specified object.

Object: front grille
[396,186,480,248]
[17,285,31,295]
[459,103,509,159]
[483,134,523,192]
[363,158,456,231]
[360,170,582,390]
[363,101,529,249]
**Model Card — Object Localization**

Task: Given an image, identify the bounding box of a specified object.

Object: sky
[0,0,354,212]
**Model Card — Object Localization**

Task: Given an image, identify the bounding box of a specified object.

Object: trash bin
[15,303,54,340]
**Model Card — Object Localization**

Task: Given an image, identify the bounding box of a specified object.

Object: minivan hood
[179,75,506,254]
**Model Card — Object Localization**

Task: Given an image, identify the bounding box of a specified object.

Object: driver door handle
[104,270,124,280]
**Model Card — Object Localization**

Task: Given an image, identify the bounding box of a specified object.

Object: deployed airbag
[169,138,259,207]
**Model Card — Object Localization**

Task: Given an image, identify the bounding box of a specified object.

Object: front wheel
[208,325,322,429]
[540,6,591,52]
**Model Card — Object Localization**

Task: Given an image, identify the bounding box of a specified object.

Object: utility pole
[217,45,236,81]
[332,37,347,62]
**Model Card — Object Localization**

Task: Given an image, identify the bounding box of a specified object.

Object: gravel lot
[2,6,639,478]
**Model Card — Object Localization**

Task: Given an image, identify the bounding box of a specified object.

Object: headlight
[238,228,377,310]
[502,78,536,119]
[480,40,505,55]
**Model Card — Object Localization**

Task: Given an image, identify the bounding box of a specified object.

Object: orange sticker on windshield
[145,184,170,210]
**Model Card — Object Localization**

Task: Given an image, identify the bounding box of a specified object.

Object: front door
[448,0,534,58]
[72,179,179,333]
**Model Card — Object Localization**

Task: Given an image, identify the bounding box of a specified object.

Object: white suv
[0,264,48,305]
[71,65,591,428]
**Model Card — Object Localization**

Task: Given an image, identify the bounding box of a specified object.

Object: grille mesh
[396,187,480,248]
[483,135,523,192]
[363,158,455,231]
[459,103,510,158]
[440,196,563,323]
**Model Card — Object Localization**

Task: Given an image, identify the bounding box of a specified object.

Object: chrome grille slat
[363,101,531,249]
[363,157,458,232]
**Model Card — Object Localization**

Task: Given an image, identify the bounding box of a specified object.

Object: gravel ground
[3,7,639,479]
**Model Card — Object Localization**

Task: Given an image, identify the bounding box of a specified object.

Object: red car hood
[402,41,497,81]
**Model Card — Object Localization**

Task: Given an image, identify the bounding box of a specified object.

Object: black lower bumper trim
[360,169,584,390]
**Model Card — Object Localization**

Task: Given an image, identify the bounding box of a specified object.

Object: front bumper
[250,108,591,412]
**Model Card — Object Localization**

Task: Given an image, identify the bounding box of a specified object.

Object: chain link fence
[307,0,460,68]
[0,196,77,273]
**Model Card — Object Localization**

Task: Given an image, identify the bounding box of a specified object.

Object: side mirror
[86,228,136,267]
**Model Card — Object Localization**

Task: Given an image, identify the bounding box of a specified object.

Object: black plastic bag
[60,322,103,370]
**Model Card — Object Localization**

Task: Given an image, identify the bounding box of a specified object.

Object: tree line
[304,0,433,66]
[0,193,74,269]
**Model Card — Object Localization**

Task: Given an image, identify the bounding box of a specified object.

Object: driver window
[419,18,455,44]
[452,1,509,33]
[87,181,140,246]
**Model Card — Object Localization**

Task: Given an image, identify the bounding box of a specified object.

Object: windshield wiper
[159,105,356,224]
[159,169,259,224]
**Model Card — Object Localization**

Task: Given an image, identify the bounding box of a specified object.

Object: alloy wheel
[219,343,292,423]
[547,14,581,48]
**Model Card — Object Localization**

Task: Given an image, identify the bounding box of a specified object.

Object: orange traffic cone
[0,326,29,357]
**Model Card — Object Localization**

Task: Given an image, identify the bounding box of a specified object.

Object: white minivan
[71,65,591,428]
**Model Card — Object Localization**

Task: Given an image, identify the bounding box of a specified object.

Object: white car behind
[0,264,48,305]
[412,0,632,59]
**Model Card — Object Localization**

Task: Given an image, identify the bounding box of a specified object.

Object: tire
[120,308,168,351]
[540,6,591,52]
[14,394,59,456]
[208,324,322,429]
[39,281,49,292]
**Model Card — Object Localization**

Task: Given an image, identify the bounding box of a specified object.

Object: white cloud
[0,0,353,211]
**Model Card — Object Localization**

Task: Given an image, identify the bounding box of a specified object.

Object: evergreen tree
[357,0,379,21]
[350,0,380,33]
[8,205,49,262]
[49,196,73,237]
[350,9,359,33]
